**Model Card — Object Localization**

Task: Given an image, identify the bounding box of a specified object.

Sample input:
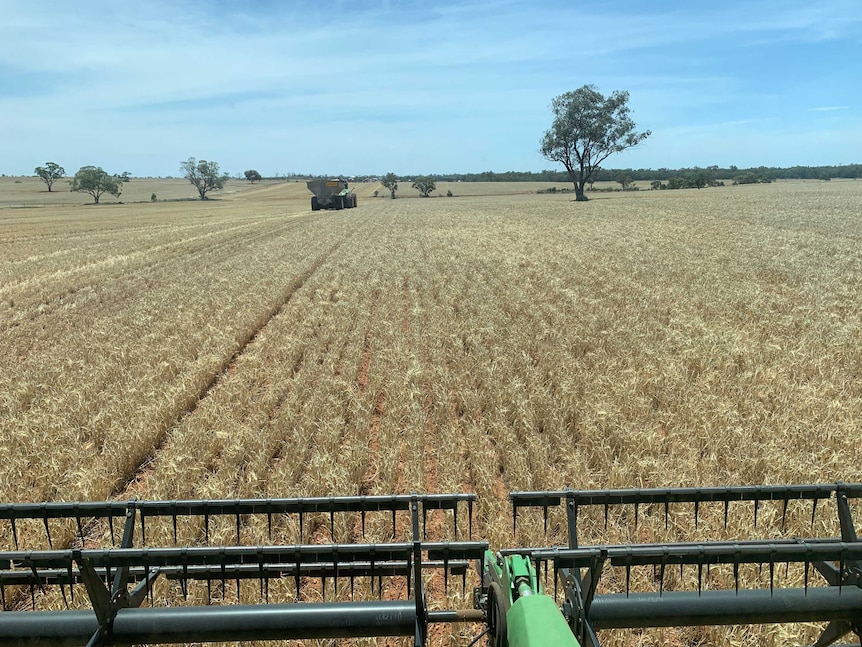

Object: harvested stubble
[1,180,861,646]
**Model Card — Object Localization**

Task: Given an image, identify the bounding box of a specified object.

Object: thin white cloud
[808,106,850,111]
[1,0,860,175]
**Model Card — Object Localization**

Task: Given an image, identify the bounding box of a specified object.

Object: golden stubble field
[1,179,861,645]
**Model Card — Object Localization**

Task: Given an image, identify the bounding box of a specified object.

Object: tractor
[307,178,357,211]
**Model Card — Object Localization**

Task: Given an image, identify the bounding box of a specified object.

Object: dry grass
[1,180,861,645]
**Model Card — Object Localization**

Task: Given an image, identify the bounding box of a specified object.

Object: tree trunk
[568,167,589,201]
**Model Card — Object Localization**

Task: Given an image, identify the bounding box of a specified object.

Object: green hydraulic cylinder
[484,551,581,647]
[506,594,581,647]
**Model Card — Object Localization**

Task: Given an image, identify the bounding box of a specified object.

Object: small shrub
[14,180,22,184]
[446,190,453,197]
[373,190,379,197]
[151,193,158,202]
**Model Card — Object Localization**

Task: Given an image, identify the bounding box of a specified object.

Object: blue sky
[1,0,860,177]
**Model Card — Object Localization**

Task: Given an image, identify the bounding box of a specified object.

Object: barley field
[1,179,861,645]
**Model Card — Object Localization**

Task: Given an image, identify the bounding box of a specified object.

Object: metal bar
[1,559,474,586]
[0,494,477,523]
[587,587,862,629]
[427,609,485,623]
[0,601,418,645]
[511,484,843,509]
[1,544,416,569]
[1,542,487,574]
[523,541,862,569]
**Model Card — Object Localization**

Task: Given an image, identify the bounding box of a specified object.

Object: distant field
[1,180,861,646]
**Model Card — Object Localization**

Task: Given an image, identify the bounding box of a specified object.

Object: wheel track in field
[2,224,331,611]
[110,240,343,501]
[5,218,295,313]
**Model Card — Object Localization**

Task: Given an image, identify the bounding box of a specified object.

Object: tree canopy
[382,172,398,199]
[69,166,127,204]
[541,85,650,201]
[181,158,228,199]
[34,162,65,192]
[412,176,436,197]
[244,169,262,183]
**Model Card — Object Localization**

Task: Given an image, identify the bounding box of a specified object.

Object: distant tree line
[244,163,860,187]
[417,163,861,183]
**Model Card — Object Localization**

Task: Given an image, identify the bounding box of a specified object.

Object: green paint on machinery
[480,550,580,647]
[3,484,862,646]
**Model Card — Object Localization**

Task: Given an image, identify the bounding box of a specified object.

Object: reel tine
[625,554,631,598]
[543,505,549,535]
[59,577,68,608]
[203,513,208,544]
[235,512,241,545]
[11,517,18,550]
[361,510,366,538]
[811,498,818,527]
[181,559,189,600]
[769,554,775,596]
[107,514,114,545]
[147,563,154,606]
[257,553,264,601]
[75,509,84,545]
[634,502,639,529]
[733,561,739,594]
[512,504,518,538]
[604,504,609,530]
[370,547,376,596]
[43,512,52,548]
[665,501,670,530]
[754,499,759,527]
[724,500,729,529]
[453,504,459,539]
[781,499,789,531]
[220,559,226,600]
[294,550,301,598]
[659,561,665,596]
[334,548,340,598]
[172,513,178,544]
[694,500,699,530]
[1,581,6,610]
[468,499,474,540]
[299,512,304,543]
[422,507,428,541]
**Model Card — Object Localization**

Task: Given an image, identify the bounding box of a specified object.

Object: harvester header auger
[2,484,862,646]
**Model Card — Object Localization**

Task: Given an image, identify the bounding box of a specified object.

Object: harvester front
[3,483,862,646]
